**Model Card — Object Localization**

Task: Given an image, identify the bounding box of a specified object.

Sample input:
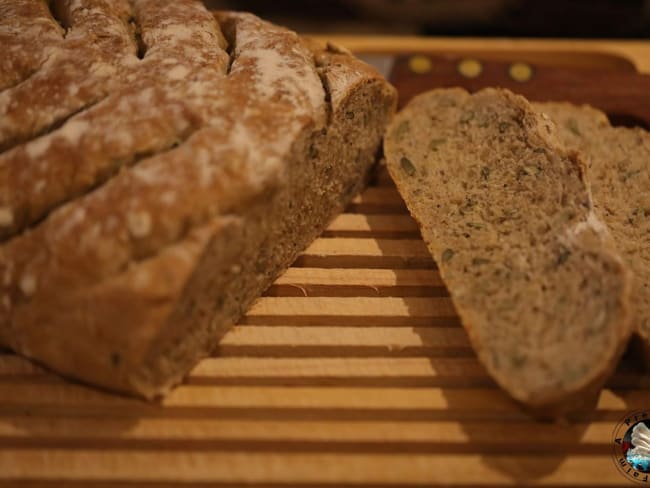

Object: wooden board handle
[390,54,650,129]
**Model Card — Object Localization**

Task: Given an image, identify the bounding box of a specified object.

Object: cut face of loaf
[0,3,397,397]
[384,87,630,415]
[534,101,650,362]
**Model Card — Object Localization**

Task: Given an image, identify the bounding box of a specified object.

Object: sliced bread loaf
[384,87,631,415]
[0,5,396,397]
[535,101,650,363]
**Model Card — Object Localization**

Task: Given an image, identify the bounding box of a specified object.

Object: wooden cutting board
[1,37,650,487]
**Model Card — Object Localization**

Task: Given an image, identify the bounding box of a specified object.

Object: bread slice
[384,87,631,415]
[0,5,396,397]
[534,101,650,364]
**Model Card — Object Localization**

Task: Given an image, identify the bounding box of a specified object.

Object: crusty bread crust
[0,0,65,91]
[385,88,631,417]
[0,0,230,238]
[0,3,396,397]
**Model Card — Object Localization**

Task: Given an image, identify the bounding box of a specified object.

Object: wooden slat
[0,382,645,413]
[3,354,647,389]
[0,451,631,485]
[324,213,419,238]
[0,383,531,422]
[194,356,478,377]
[241,297,458,326]
[192,357,488,386]
[295,238,434,268]
[265,268,447,297]
[2,355,489,388]
[214,326,470,357]
[0,384,518,410]
[0,417,616,450]
[1,355,486,380]
[190,357,650,390]
[219,326,468,347]
[347,187,407,214]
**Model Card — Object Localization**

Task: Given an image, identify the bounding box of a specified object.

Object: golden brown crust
[0,0,65,91]
[0,0,230,239]
[0,6,397,397]
[0,0,138,153]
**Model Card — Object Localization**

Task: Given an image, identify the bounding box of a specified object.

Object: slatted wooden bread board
[1,38,650,487]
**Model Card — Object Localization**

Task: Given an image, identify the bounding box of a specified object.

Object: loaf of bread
[0,0,396,397]
[384,87,631,415]
[534,102,650,363]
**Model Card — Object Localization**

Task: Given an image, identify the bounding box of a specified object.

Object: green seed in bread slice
[384,87,631,415]
[534,101,650,364]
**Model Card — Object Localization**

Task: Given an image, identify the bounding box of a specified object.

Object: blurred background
[203,0,650,38]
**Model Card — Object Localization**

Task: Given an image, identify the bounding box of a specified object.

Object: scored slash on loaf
[0,0,397,397]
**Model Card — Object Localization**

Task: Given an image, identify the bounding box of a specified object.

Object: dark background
[203,0,650,38]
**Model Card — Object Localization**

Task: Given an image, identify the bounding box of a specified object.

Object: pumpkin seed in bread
[384,87,631,415]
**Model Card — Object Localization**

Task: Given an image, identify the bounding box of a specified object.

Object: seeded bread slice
[384,87,631,415]
[534,101,650,363]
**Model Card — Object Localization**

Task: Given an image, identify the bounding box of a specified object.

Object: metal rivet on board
[509,62,534,82]
[457,58,483,78]
[408,55,432,74]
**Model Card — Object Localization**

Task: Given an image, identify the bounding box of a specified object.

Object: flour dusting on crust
[0,4,349,329]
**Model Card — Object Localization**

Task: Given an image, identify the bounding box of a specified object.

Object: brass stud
[509,62,534,82]
[408,55,432,74]
[457,58,483,78]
